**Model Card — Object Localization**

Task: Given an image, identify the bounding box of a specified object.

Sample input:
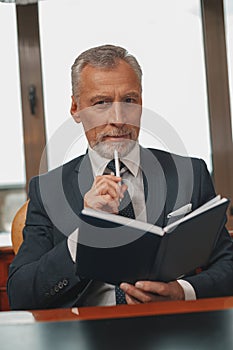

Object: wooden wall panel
[201,0,233,221]
[16,4,47,192]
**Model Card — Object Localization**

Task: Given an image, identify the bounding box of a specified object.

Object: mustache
[96,127,133,142]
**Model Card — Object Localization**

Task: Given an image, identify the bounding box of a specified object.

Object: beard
[93,139,137,159]
[92,126,138,159]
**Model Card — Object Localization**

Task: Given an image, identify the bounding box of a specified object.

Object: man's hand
[84,175,127,213]
[120,281,185,304]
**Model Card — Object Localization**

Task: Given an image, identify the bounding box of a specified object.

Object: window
[39,0,212,171]
[0,3,26,233]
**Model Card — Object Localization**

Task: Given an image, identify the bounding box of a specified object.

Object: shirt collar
[88,142,140,177]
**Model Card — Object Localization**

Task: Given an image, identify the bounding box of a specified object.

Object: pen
[114,149,120,177]
[114,149,122,186]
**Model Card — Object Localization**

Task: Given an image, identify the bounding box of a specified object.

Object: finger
[95,179,122,198]
[95,175,122,184]
[84,189,120,212]
[95,195,118,208]
[96,182,119,199]
[135,281,168,296]
[120,283,153,303]
[86,193,112,208]
[95,180,122,198]
[95,175,122,196]
[125,294,141,305]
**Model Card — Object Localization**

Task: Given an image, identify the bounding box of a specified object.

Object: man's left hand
[120,281,185,304]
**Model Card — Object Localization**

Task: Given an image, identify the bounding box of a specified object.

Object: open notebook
[76,195,229,284]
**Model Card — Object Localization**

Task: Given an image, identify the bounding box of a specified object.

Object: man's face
[71,60,142,158]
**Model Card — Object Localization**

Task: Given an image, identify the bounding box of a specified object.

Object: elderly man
[7,44,233,309]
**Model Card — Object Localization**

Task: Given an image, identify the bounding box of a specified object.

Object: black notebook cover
[76,199,229,285]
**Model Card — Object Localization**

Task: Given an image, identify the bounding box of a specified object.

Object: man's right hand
[84,175,127,213]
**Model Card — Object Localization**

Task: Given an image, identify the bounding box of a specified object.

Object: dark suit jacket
[7,148,233,309]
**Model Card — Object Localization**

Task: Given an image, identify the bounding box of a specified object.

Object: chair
[227,215,233,238]
[11,200,29,254]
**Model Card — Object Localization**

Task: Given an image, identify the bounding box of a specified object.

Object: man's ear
[70,96,81,123]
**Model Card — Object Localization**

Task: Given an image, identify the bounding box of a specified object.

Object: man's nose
[109,102,126,125]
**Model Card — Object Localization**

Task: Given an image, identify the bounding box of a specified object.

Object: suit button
[45,292,50,298]
[58,282,63,289]
[63,279,68,286]
[54,285,59,293]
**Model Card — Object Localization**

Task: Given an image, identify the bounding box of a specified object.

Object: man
[7,45,233,309]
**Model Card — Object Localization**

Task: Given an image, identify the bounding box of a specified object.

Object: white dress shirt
[67,143,196,305]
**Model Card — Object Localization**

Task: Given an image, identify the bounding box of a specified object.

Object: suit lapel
[43,153,94,236]
[72,153,94,212]
[141,148,195,228]
[61,153,94,218]
[140,147,167,227]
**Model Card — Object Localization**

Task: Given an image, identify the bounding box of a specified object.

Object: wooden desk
[30,296,233,322]
[1,297,233,350]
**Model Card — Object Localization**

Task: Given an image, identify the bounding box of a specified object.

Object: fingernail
[135,282,143,289]
[120,283,128,291]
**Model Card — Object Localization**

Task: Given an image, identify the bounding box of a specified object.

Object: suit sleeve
[7,176,85,310]
[184,159,233,298]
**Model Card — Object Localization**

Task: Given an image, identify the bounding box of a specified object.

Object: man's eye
[93,101,111,108]
[124,97,136,103]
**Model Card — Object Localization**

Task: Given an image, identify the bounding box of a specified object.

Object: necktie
[107,160,135,304]
[107,160,135,219]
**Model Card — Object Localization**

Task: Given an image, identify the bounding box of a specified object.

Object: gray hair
[71,44,142,98]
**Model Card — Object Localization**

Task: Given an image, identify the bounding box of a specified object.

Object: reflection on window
[224,0,233,140]
[0,4,26,234]
[39,0,212,171]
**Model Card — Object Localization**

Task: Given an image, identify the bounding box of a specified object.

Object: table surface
[29,295,233,322]
[1,297,233,350]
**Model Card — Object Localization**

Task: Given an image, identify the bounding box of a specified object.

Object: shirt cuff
[67,228,79,262]
[177,279,196,300]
